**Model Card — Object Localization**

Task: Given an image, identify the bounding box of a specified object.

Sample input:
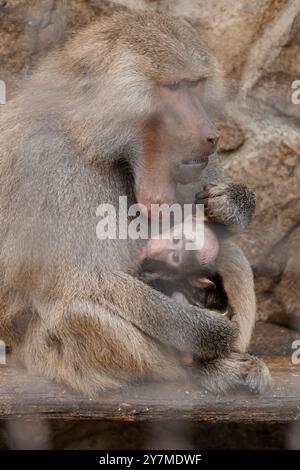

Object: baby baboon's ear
[190,277,215,289]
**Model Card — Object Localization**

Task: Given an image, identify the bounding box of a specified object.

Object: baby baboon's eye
[169,251,181,266]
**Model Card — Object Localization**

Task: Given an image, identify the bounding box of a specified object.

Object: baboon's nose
[206,131,220,149]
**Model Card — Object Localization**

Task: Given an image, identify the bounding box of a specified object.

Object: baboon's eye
[166,82,181,91]
[190,79,207,94]
[169,251,181,266]
[190,79,205,87]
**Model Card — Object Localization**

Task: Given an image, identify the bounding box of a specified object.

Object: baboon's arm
[97,271,238,359]
[216,240,256,352]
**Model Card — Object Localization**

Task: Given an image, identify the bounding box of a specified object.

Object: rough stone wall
[0,0,299,325]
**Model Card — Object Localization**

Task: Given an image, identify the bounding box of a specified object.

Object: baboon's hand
[195,183,256,233]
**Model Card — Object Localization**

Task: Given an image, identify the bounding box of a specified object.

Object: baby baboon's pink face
[141,221,219,269]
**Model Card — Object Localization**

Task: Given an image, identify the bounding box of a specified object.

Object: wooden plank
[0,323,299,423]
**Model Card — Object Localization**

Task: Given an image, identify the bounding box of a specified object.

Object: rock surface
[0,0,299,324]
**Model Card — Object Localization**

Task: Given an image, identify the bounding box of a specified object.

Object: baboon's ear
[190,277,215,289]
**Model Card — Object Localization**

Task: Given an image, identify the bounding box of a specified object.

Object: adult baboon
[0,11,270,395]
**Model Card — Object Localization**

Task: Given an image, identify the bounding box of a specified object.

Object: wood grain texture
[0,323,299,423]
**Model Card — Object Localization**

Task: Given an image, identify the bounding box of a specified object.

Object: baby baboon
[0,10,270,395]
[137,220,229,314]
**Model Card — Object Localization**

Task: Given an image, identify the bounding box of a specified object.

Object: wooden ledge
[0,323,299,423]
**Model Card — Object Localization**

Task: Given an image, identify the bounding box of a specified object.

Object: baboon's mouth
[181,155,210,167]
[175,156,209,184]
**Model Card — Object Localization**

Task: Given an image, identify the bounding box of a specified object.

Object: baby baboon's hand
[195,183,256,233]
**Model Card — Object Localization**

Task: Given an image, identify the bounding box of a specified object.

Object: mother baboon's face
[135,77,219,218]
[118,15,222,219]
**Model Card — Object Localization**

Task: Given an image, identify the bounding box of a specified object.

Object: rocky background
[0,0,300,326]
